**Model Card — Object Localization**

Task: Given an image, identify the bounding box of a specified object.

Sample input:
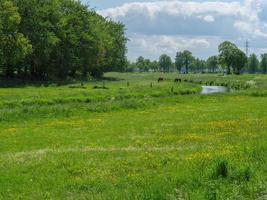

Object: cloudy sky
[85,0,267,61]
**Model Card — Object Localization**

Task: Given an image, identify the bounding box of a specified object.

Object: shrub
[215,160,228,178]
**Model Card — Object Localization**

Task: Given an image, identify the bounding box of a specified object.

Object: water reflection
[201,86,229,94]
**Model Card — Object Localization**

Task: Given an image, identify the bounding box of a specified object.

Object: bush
[215,160,228,178]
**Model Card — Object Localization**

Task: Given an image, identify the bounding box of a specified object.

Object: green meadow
[1,73,267,199]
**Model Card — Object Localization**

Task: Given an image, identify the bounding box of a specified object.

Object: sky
[84,0,267,61]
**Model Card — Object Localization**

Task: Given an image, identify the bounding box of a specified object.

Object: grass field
[1,72,267,199]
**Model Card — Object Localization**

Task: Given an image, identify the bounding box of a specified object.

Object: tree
[231,48,247,75]
[261,54,267,74]
[190,58,198,73]
[183,50,194,74]
[206,56,219,73]
[175,51,184,72]
[136,56,145,71]
[218,41,246,74]
[150,60,159,72]
[0,0,32,77]
[159,54,172,72]
[14,0,62,79]
[218,41,237,74]
[191,58,206,73]
[104,21,127,72]
[248,53,259,74]
[130,57,159,72]
[175,50,194,73]
[0,0,128,80]
[199,59,206,73]
[143,59,151,72]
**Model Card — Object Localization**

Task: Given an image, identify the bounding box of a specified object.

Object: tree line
[128,41,267,75]
[0,0,127,80]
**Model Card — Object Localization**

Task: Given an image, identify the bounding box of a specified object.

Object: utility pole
[245,40,249,73]
[245,40,249,56]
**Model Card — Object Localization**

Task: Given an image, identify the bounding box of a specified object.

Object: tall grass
[1,73,267,199]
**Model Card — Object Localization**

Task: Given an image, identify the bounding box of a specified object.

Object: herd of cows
[158,77,182,83]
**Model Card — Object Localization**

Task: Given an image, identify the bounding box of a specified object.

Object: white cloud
[99,1,242,20]
[234,21,253,33]
[131,35,211,52]
[98,0,267,60]
[203,15,215,23]
[128,34,222,60]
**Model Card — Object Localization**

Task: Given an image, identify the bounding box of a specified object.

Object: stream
[201,86,229,94]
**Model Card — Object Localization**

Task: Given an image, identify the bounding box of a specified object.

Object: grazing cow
[174,78,182,83]
[158,77,164,83]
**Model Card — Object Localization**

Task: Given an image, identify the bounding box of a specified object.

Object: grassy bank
[1,73,267,199]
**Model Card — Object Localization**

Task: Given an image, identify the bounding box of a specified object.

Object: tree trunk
[226,65,231,74]
[5,64,14,78]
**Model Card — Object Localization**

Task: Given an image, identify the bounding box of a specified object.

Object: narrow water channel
[201,86,229,94]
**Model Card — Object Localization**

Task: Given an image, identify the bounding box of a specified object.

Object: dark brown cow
[174,78,182,83]
[158,77,164,82]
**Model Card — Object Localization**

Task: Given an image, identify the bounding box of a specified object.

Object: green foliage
[191,58,206,73]
[149,60,159,72]
[231,48,247,75]
[175,51,184,72]
[136,56,145,71]
[248,53,259,74]
[0,0,127,80]
[129,56,159,72]
[218,41,247,74]
[159,54,172,72]
[206,56,219,73]
[215,160,228,178]
[0,0,32,77]
[218,41,237,74]
[175,50,194,73]
[261,54,267,74]
[104,21,128,73]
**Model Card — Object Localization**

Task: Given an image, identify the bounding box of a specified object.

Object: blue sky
[84,0,267,61]
[87,0,161,9]
[86,0,243,9]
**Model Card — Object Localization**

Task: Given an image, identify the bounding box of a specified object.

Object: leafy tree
[143,59,151,72]
[14,0,62,79]
[159,54,172,72]
[218,41,247,74]
[136,56,145,71]
[0,0,127,80]
[191,58,206,73]
[248,53,259,74]
[218,41,237,74]
[206,56,219,73]
[190,58,198,72]
[150,60,159,72]
[175,51,184,72]
[183,50,194,74]
[231,48,247,75]
[125,60,136,72]
[130,57,159,72]
[199,59,206,73]
[0,0,32,77]
[104,21,127,72]
[175,50,194,73]
[261,54,267,74]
